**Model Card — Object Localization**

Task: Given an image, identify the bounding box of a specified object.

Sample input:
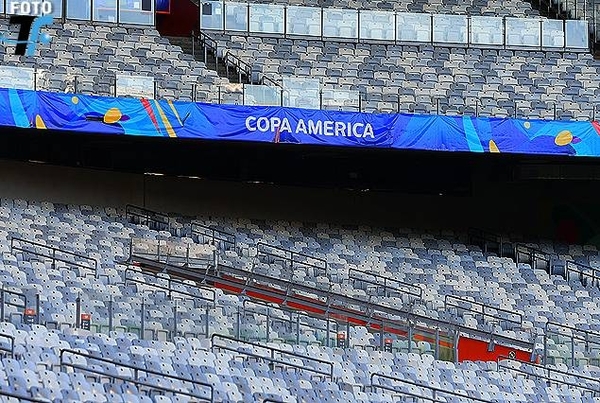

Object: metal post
[0,287,4,323]
[173,300,178,340]
[108,297,113,333]
[543,333,548,365]
[74,76,78,94]
[35,294,40,325]
[191,31,195,57]
[380,320,385,350]
[571,336,575,367]
[435,328,440,360]
[408,324,413,354]
[205,307,209,337]
[140,298,145,340]
[296,314,300,345]
[236,308,241,339]
[346,320,350,348]
[266,309,270,343]
[326,316,330,348]
[75,294,81,329]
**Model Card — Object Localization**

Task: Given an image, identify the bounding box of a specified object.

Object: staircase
[166,34,251,85]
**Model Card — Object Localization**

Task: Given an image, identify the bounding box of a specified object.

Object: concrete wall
[0,158,582,238]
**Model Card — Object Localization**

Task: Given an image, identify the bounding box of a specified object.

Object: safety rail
[129,238,216,268]
[369,373,492,402]
[256,242,328,279]
[349,268,423,302]
[211,334,334,379]
[544,322,600,367]
[514,243,553,273]
[497,355,600,396]
[196,30,283,89]
[191,222,237,251]
[240,299,342,346]
[0,332,14,358]
[467,228,508,257]
[10,237,97,278]
[0,391,49,402]
[444,295,523,330]
[0,286,35,324]
[563,260,600,288]
[130,254,535,361]
[126,204,171,233]
[125,268,216,305]
[59,349,214,402]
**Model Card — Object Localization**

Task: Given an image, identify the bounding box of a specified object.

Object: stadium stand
[0,19,233,103]
[1,0,600,400]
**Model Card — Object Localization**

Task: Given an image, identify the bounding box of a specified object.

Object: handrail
[60,349,214,402]
[11,237,97,278]
[0,391,49,402]
[348,268,423,301]
[514,243,553,272]
[124,267,216,307]
[497,355,600,396]
[191,222,236,250]
[125,204,171,233]
[564,260,600,286]
[467,227,506,256]
[256,241,328,279]
[370,373,492,403]
[211,334,334,379]
[131,254,535,354]
[197,30,283,89]
[0,332,15,358]
[129,238,215,269]
[544,321,600,367]
[444,295,522,329]
[241,299,341,345]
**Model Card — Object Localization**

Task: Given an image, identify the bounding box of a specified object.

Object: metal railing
[60,349,214,402]
[563,259,600,287]
[544,322,600,367]
[498,355,600,397]
[239,299,342,346]
[514,243,553,273]
[349,268,423,302]
[199,1,590,52]
[126,204,171,233]
[0,286,34,324]
[195,30,283,89]
[444,295,523,331]
[190,222,237,251]
[369,373,493,402]
[211,334,334,379]
[467,227,509,257]
[124,267,216,306]
[128,238,216,269]
[256,242,328,280]
[10,237,97,278]
[130,253,535,362]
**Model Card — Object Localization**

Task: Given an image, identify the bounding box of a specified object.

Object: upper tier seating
[238,0,540,17]
[211,34,600,119]
[0,19,235,103]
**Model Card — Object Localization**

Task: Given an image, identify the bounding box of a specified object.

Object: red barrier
[457,336,532,362]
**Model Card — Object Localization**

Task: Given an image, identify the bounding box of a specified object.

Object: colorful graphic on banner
[1,88,600,157]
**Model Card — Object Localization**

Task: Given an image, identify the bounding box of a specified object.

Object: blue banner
[1,88,600,157]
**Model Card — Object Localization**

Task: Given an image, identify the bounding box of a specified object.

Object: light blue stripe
[463,116,484,152]
[8,90,30,128]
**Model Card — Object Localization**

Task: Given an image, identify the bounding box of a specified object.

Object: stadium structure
[0,0,599,401]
